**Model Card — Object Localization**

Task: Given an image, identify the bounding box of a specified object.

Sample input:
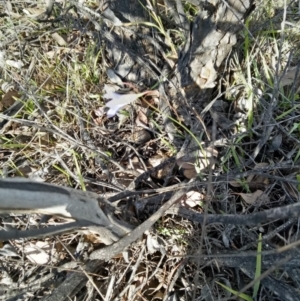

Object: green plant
[216,233,263,300]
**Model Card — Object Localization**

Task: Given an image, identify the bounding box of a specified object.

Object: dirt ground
[1,0,300,300]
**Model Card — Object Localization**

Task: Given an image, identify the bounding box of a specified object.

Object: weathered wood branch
[89,186,189,260]
[0,178,132,244]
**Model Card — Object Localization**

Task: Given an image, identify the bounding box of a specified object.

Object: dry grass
[1,0,300,300]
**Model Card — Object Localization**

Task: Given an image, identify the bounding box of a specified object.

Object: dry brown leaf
[45,47,82,59]
[279,65,300,91]
[17,166,32,177]
[229,180,242,187]
[127,128,151,145]
[230,163,269,189]
[152,291,164,300]
[149,154,173,179]
[149,154,166,167]
[1,90,21,110]
[177,147,217,179]
[136,109,148,127]
[246,163,269,188]
[183,168,197,179]
[176,158,195,170]
[85,233,102,244]
[92,107,106,125]
[239,190,269,204]
[152,164,173,179]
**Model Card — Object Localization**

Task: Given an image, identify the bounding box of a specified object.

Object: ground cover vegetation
[1,0,300,300]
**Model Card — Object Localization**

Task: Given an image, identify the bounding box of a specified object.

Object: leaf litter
[1,1,300,300]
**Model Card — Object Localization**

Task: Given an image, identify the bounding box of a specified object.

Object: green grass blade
[216,281,253,301]
[253,233,262,298]
[72,150,86,191]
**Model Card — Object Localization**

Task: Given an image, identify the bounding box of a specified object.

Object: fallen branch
[0,178,131,244]
[89,186,190,260]
[166,203,300,226]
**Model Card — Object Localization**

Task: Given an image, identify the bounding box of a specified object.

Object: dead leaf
[84,233,102,244]
[0,244,19,257]
[1,90,21,110]
[126,128,151,145]
[177,147,218,179]
[129,156,143,170]
[45,47,82,60]
[149,154,173,179]
[197,60,217,89]
[246,163,269,188]
[146,234,163,254]
[92,107,106,125]
[103,87,147,118]
[279,65,300,91]
[17,166,32,177]
[51,33,67,46]
[6,60,24,69]
[210,111,235,130]
[23,241,58,264]
[23,7,45,17]
[183,168,197,179]
[149,154,165,167]
[181,191,204,208]
[93,106,106,118]
[152,291,164,300]
[229,180,243,187]
[136,109,148,127]
[230,163,269,189]
[239,190,269,204]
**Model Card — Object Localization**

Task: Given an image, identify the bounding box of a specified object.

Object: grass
[215,233,262,300]
[1,0,300,300]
